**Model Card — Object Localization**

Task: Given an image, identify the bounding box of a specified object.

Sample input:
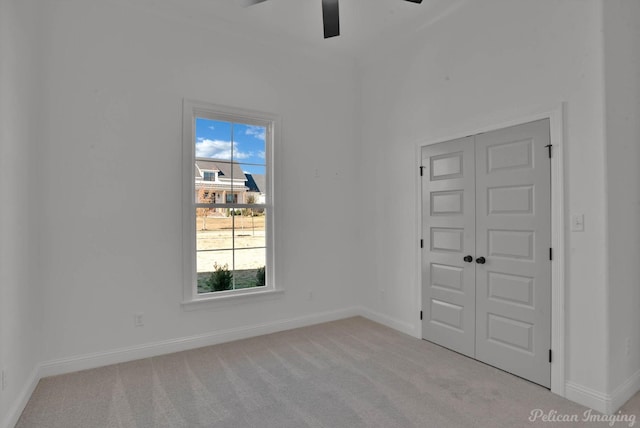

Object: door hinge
[549,349,552,363]
[419,166,425,176]
[420,239,424,248]
[545,144,552,158]
[420,310,423,320]
[549,248,553,261]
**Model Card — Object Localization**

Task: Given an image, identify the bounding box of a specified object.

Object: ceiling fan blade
[404,0,423,3]
[241,0,269,6]
[322,0,340,39]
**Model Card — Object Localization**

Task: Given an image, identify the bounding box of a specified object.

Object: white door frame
[416,103,566,397]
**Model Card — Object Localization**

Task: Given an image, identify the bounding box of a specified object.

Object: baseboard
[1,365,40,428]
[565,369,640,416]
[609,368,640,414]
[358,306,417,338]
[565,381,612,414]
[39,306,360,378]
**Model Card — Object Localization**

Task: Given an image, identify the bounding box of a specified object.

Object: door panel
[486,139,533,172]
[487,271,534,307]
[488,230,535,260]
[474,119,551,388]
[431,263,464,292]
[487,185,534,215]
[431,228,464,252]
[421,137,476,358]
[487,314,534,352]
[431,191,464,215]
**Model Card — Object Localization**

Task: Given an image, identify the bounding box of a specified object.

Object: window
[182,100,277,304]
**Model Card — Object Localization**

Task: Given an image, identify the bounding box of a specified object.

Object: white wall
[358,0,610,401]
[0,0,44,425]
[36,0,361,362]
[603,0,640,399]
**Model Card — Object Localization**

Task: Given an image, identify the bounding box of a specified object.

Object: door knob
[463,255,473,263]
[476,257,486,264]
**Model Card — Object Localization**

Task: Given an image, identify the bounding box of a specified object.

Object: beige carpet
[16,317,640,427]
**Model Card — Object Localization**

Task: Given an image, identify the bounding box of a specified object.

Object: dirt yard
[195,214,266,292]
[195,213,266,233]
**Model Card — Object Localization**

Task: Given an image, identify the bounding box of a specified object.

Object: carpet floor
[16,317,640,427]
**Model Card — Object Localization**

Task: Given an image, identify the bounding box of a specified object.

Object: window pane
[233,209,266,249]
[195,158,238,203]
[234,248,266,289]
[196,250,234,293]
[196,213,235,251]
[225,158,246,198]
[196,212,266,251]
[238,164,267,203]
[232,121,266,194]
[195,118,232,160]
[232,123,266,163]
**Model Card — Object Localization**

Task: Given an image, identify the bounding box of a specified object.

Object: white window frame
[182,99,281,309]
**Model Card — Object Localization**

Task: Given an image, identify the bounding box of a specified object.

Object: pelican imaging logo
[529,409,636,426]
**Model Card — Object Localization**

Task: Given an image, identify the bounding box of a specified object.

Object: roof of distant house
[195,158,245,180]
[245,173,266,193]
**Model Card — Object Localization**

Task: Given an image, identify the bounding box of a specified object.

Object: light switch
[571,214,584,232]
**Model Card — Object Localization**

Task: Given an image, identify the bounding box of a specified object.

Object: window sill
[181,288,284,311]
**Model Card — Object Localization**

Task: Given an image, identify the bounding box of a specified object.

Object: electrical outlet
[308,290,313,300]
[134,313,144,327]
[2,369,6,391]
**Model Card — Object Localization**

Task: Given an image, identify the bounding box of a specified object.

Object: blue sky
[195,118,266,175]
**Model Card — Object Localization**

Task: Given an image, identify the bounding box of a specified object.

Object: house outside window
[182,100,277,304]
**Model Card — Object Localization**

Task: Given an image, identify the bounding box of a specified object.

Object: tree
[206,263,233,292]
[244,194,257,235]
[197,207,208,230]
[256,266,265,287]
[197,191,214,230]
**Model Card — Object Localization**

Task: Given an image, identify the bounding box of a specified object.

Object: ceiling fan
[243,0,423,39]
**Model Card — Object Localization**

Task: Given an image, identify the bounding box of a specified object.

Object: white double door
[421,119,551,388]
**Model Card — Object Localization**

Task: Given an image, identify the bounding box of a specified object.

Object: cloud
[208,125,215,130]
[196,139,252,160]
[245,125,266,141]
[257,151,266,159]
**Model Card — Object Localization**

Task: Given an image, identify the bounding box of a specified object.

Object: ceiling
[138,0,465,59]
